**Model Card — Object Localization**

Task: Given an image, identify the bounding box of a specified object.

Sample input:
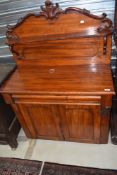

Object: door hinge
[101,106,111,116]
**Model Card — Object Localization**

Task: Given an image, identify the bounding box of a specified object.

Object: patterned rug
[0,157,117,175]
[42,163,117,175]
[0,157,42,175]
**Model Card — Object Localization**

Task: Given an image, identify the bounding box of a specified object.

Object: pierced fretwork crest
[40,0,63,19]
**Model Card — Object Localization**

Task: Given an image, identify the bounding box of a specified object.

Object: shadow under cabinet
[0,95,20,148]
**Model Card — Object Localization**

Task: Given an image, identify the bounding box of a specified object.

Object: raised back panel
[6,0,112,66]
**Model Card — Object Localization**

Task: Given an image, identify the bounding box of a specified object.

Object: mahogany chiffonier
[0,0,115,144]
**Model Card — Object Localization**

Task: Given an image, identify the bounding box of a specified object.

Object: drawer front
[12,94,101,105]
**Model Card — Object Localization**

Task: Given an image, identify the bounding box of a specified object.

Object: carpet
[42,162,117,175]
[0,157,117,175]
[0,157,42,175]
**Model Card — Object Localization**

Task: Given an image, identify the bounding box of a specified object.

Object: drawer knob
[49,68,55,73]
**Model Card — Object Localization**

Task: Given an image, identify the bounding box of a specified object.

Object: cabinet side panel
[100,95,112,143]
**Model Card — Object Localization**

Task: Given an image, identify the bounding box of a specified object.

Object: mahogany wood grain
[0,64,114,95]
[12,103,32,138]
[6,1,112,65]
[100,95,113,143]
[16,103,101,143]
[63,104,101,143]
[12,36,112,66]
[18,103,64,140]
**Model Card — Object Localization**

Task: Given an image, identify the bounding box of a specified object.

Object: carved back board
[6,0,113,66]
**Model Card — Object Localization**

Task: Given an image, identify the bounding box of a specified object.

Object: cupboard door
[18,104,64,140]
[64,105,101,143]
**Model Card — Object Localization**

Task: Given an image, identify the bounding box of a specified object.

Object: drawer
[12,94,101,105]
[67,96,101,105]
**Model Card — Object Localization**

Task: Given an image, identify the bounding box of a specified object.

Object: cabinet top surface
[1,64,114,95]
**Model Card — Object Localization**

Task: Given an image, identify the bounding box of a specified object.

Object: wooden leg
[7,137,18,149]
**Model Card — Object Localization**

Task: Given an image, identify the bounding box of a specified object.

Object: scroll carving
[97,18,113,33]
[6,0,113,41]
[40,0,63,19]
[6,25,19,44]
